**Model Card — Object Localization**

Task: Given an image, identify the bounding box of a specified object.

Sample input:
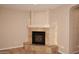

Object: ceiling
[0,4,62,11]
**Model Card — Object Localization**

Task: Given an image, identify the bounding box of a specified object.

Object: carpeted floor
[0,47,59,54]
[0,47,33,54]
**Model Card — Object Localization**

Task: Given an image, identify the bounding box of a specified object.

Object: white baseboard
[0,45,23,50]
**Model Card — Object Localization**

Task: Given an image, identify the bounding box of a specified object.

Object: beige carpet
[0,47,59,54]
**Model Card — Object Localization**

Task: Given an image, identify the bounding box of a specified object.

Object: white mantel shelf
[28,25,50,28]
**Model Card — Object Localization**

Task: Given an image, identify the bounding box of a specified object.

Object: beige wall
[49,5,77,53]
[0,8,2,46]
[0,7,28,49]
[49,5,75,53]
[69,7,79,53]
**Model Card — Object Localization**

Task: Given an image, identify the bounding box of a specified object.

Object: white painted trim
[0,45,23,50]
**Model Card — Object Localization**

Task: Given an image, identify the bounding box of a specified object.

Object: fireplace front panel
[32,31,45,45]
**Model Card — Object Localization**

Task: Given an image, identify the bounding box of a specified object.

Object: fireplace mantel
[28,25,50,29]
[27,26,49,46]
[23,24,58,53]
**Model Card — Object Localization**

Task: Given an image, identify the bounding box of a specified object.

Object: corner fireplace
[32,31,45,45]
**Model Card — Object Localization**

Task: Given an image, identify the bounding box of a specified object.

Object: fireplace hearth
[32,31,45,45]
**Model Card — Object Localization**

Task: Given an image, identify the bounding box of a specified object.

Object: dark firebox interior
[32,31,45,45]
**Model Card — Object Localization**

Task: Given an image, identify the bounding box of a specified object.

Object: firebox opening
[32,31,45,45]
